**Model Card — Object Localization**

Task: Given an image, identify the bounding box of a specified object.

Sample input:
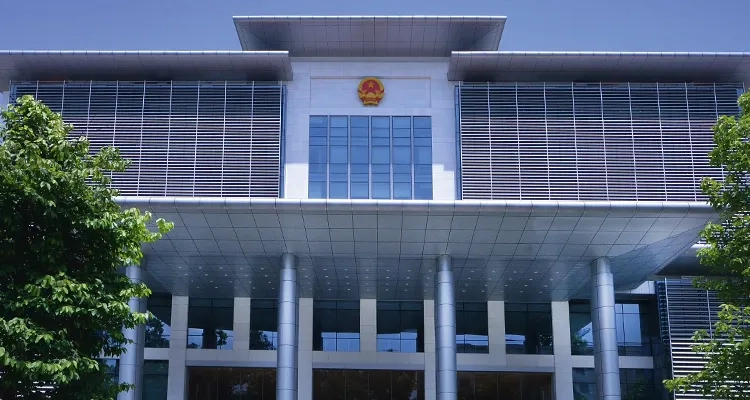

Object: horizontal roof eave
[233,15,506,57]
[0,50,293,90]
[448,51,750,83]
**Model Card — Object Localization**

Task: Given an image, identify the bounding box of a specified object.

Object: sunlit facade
[1,15,749,400]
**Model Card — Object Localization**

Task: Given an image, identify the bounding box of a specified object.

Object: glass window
[377,301,424,353]
[573,368,657,400]
[250,300,278,350]
[569,301,654,356]
[313,300,360,352]
[101,359,118,382]
[505,303,553,355]
[187,299,234,350]
[456,302,489,353]
[146,294,171,348]
[307,115,432,200]
[313,369,424,400]
[188,367,276,400]
[143,361,168,400]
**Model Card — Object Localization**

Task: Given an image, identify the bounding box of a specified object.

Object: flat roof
[233,16,506,57]
[0,50,292,91]
[448,51,750,83]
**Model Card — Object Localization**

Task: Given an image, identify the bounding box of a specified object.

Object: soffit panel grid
[0,51,293,90]
[448,52,750,84]
[124,198,714,301]
[233,16,506,57]
[11,80,284,198]
[457,82,743,202]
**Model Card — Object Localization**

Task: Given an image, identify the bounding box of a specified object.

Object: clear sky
[0,0,748,52]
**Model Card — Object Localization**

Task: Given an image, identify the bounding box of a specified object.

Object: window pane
[372,147,390,164]
[309,181,326,199]
[393,147,411,164]
[350,116,369,128]
[330,116,348,127]
[394,183,411,200]
[330,182,348,199]
[310,127,328,137]
[310,146,327,163]
[413,116,431,129]
[372,183,390,199]
[351,146,369,163]
[414,146,432,164]
[372,116,390,129]
[392,116,411,128]
[330,146,348,164]
[187,299,234,350]
[310,115,328,127]
[414,182,432,200]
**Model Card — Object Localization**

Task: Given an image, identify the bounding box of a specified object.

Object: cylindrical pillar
[277,253,299,400]
[118,265,145,400]
[435,255,457,400]
[590,257,621,400]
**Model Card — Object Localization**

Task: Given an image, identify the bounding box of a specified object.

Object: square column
[552,301,574,400]
[360,299,377,352]
[298,298,313,400]
[435,255,457,400]
[277,253,299,400]
[167,296,188,400]
[233,298,251,351]
[118,265,145,400]
[591,257,621,400]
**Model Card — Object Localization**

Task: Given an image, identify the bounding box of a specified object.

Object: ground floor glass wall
[312,369,424,400]
[188,367,276,400]
[458,372,553,400]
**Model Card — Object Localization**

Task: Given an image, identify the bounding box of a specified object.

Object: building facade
[1,15,749,400]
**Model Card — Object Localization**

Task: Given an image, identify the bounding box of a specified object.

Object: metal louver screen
[657,279,720,400]
[457,82,744,201]
[10,81,284,197]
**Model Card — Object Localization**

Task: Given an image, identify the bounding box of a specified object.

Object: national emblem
[357,77,385,106]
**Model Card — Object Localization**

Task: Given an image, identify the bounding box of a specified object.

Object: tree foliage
[664,92,750,398]
[0,96,172,399]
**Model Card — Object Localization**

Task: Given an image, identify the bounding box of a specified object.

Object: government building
[1,15,748,400]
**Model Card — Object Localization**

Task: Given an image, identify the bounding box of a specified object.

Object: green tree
[0,96,172,399]
[144,317,170,348]
[664,92,750,398]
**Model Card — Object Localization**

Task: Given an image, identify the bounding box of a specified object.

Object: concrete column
[487,301,506,362]
[167,296,188,400]
[118,265,145,400]
[298,298,313,400]
[234,298,251,351]
[360,299,377,352]
[423,300,436,400]
[435,255,457,400]
[277,253,299,400]
[591,257,621,400]
[551,301,574,400]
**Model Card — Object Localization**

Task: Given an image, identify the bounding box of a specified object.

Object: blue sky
[0,0,748,51]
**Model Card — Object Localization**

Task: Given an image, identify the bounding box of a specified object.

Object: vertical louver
[457,82,744,201]
[10,81,284,198]
[657,279,721,400]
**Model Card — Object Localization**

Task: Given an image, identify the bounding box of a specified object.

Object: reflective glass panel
[187,299,234,350]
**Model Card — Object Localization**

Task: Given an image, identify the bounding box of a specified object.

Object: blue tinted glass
[414,128,432,138]
[393,137,410,147]
[330,136,348,146]
[414,168,432,183]
[413,116,431,129]
[393,164,411,175]
[392,117,411,129]
[351,173,369,183]
[393,128,411,138]
[371,137,389,146]
[309,181,326,199]
[414,146,432,164]
[415,182,433,200]
[372,116,390,129]
[372,128,389,138]
[310,146,327,163]
[394,183,412,199]
[350,116,369,128]
[351,183,369,199]
[310,127,328,137]
[414,137,431,147]
[310,136,327,146]
[394,173,411,183]
[309,165,326,181]
[330,146,348,164]
[372,183,390,199]
[330,182,348,199]
[393,147,411,164]
[372,147,390,164]
[330,116,348,128]
[329,164,348,174]
[351,127,369,137]
[310,116,328,128]
[372,173,390,183]
[330,127,348,137]
[330,173,348,183]
[351,137,368,146]
[372,164,389,174]
[351,164,369,174]
[351,146,369,163]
